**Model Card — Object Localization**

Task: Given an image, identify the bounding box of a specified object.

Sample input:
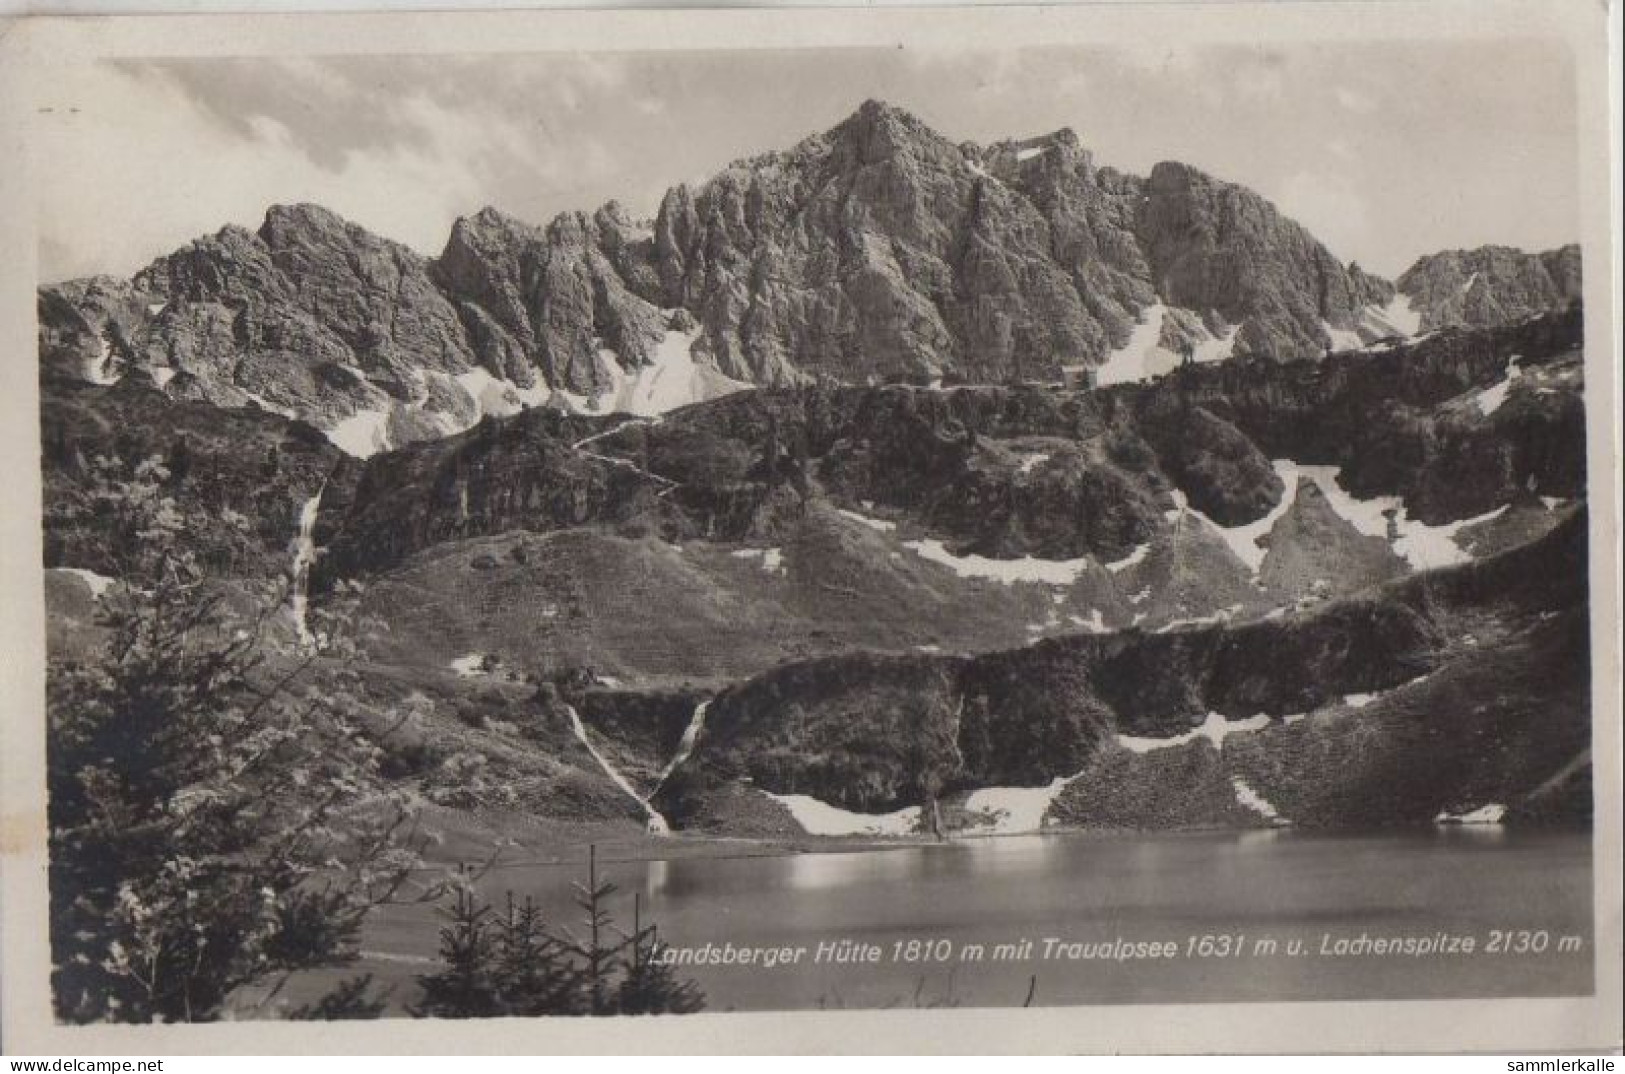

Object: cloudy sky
[33,39,1578,283]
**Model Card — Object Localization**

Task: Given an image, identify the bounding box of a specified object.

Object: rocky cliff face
[650,510,1587,825]
[40,100,1440,458]
[1396,244,1582,332]
[1136,161,1395,357]
[309,308,1582,587]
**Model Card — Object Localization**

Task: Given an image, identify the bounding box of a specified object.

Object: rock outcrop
[1397,244,1582,332]
[1135,161,1395,357]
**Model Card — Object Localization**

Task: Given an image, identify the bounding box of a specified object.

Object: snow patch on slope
[836,507,897,533]
[1095,304,1170,386]
[449,653,489,677]
[1169,461,1301,573]
[1435,803,1507,826]
[905,539,1094,586]
[963,777,1074,834]
[608,324,752,416]
[1360,293,1422,338]
[766,793,921,837]
[1104,544,1150,573]
[1117,711,1272,753]
[1322,320,1365,353]
[57,567,117,599]
[454,367,552,417]
[1293,464,1507,570]
[86,337,121,385]
[1473,356,1523,417]
[325,406,393,459]
[731,547,785,574]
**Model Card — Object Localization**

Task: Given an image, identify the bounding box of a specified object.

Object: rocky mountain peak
[37,99,1584,461]
[1396,243,1581,331]
[828,98,962,169]
[257,202,363,247]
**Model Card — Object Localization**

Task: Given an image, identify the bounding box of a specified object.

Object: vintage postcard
[0,0,1619,1055]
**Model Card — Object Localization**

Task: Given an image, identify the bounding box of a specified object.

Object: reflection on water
[1436,824,1510,845]
[478,828,1591,1011]
[645,857,670,898]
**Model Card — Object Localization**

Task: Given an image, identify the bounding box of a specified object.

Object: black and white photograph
[0,0,1619,1055]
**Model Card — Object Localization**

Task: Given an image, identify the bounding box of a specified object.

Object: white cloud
[35,60,584,280]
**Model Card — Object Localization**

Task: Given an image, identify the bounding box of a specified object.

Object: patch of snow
[607,320,754,417]
[765,792,921,837]
[1095,304,1171,386]
[1192,323,1241,365]
[1117,711,1272,753]
[150,366,178,389]
[56,567,117,599]
[1105,544,1150,573]
[1473,355,1523,417]
[905,539,1093,586]
[146,302,167,316]
[1156,607,1239,632]
[450,653,488,677]
[1068,609,1108,633]
[1264,607,1287,620]
[963,777,1074,834]
[1359,294,1422,339]
[1459,271,1480,295]
[731,547,785,574]
[1015,145,1047,163]
[1322,320,1364,353]
[1128,586,1151,604]
[915,644,943,653]
[86,337,121,385]
[454,366,551,418]
[1343,693,1378,708]
[1231,777,1288,824]
[1095,309,1242,386]
[1282,712,1307,725]
[326,406,393,458]
[1435,803,1507,826]
[1393,505,1508,570]
[1540,496,1565,511]
[1294,463,1509,571]
[1016,452,1051,475]
[1173,460,1300,573]
[835,507,897,532]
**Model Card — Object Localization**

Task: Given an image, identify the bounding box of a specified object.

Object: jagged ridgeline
[39,98,1589,839]
[38,100,1579,458]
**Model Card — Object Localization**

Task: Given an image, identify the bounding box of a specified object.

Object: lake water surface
[466,827,1593,1011]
